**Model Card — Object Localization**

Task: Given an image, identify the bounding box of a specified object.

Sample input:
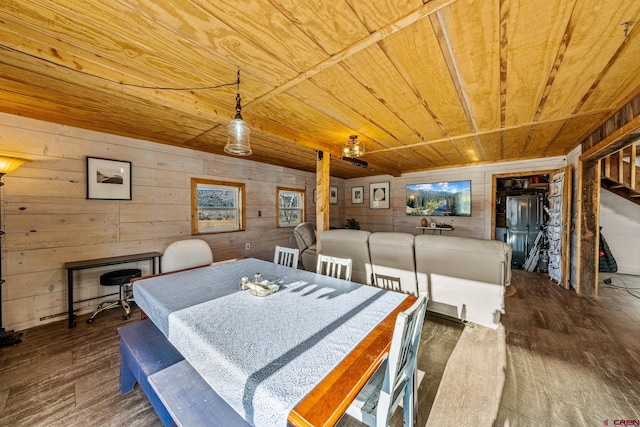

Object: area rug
[504,285,517,297]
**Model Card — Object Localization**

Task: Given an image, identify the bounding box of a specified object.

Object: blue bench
[119,319,184,425]
[118,319,249,427]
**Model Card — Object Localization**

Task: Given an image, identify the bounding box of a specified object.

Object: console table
[65,252,162,328]
[416,226,454,235]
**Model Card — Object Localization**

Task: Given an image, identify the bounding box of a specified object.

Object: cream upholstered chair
[293,222,317,271]
[273,246,299,269]
[345,294,427,427]
[316,254,353,281]
[161,239,214,273]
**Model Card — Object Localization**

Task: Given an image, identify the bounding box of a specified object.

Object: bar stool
[87,268,141,323]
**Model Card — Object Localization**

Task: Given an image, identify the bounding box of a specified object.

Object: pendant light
[342,135,365,158]
[224,70,252,156]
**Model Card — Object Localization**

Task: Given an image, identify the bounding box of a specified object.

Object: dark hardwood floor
[493,271,640,427]
[0,306,162,427]
[1,270,638,426]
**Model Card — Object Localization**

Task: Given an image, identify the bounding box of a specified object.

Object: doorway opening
[494,173,550,270]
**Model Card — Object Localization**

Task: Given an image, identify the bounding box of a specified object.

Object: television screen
[406,180,471,216]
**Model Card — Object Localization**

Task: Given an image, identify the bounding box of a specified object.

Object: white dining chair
[374,273,402,293]
[273,246,299,269]
[161,239,214,273]
[345,294,427,427]
[316,254,353,281]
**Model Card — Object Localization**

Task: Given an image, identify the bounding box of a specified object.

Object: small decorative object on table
[420,217,428,227]
[244,272,279,296]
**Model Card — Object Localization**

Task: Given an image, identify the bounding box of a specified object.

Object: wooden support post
[631,144,637,190]
[316,151,330,240]
[575,158,599,296]
[617,149,624,183]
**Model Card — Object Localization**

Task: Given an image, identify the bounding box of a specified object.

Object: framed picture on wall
[86,157,132,200]
[369,182,389,209]
[351,186,364,204]
[330,186,338,204]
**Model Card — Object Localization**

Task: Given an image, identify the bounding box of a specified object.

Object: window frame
[276,187,305,228]
[191,178,245,235]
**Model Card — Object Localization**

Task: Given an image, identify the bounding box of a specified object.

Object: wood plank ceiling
[1,0,640,179]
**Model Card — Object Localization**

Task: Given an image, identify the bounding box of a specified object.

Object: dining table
[133,257,416,427]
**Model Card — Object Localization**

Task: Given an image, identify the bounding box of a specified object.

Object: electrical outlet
[245,243,250,250]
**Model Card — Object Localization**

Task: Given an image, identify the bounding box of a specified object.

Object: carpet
[504,285,517,297]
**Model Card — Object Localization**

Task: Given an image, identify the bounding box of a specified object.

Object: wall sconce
[0,155,30,347]
[224,70,252,156]
[342,135,365,158]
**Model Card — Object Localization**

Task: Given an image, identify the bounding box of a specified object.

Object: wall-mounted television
[406,180,471,217]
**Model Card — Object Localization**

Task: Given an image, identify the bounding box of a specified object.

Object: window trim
[276,186,305,228]
[191,178,246,235]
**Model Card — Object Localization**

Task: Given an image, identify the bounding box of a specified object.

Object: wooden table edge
[288,294,417,427]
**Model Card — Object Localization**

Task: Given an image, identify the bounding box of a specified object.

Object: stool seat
[100,269,142,286]
[88,268,142,323]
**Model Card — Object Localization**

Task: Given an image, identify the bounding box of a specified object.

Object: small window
[192,178,245,234]
[277,187,305,228]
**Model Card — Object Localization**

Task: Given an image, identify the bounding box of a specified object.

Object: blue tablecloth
[134,258,406,427]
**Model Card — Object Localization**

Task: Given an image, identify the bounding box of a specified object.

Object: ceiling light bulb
[342,135,365,158]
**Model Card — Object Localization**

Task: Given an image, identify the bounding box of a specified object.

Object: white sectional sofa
[315,229,512,329]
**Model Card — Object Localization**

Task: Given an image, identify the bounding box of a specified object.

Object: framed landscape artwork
[369,182,389,209]
[86,157,132,200]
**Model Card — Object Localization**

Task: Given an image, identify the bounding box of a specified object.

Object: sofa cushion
[414,235,511,329]
[319,229,372,285]
[368,232,418,295]
[414,234,511,288]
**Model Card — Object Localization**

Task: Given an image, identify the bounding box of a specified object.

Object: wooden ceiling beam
[430,10,486,163]
[369,110,608,154]
[246,0,457,109]
[580,115,640,161]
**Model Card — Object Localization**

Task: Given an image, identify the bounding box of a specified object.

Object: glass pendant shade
[224,92,252,156]
[225,117,252,156]
[0,155,30,176]
[342,135,365,158]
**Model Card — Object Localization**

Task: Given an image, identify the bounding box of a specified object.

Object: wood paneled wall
[0,111,567,331]
[344,157,567,239]
[599,188,640,275]
[0,113,345,330]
